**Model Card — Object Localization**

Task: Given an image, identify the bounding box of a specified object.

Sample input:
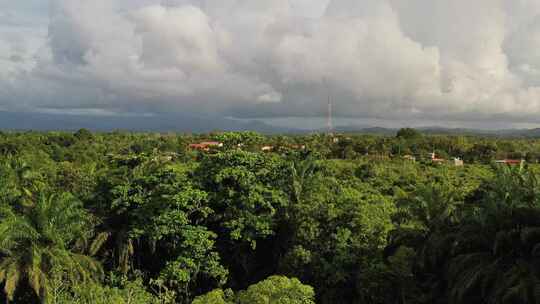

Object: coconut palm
[0,193,104,303]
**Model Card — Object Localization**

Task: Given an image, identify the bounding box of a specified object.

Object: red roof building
[495,159,524,165]
[188,141,223,151]
[430,152,445,163]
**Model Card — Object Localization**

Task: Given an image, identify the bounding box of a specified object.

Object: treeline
[2,128,540,163]
[0,130,539,303]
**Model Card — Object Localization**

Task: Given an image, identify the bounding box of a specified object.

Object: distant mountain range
[1,111,540,137]
[328,125,540,137]
[0,111,294,134]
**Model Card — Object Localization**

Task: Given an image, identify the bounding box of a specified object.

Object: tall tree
[447,165,540,304]
[396,128,422,140]
[0,193,103,303]
[193,276,315,304]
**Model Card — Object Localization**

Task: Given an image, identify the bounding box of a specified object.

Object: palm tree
[289,154,318,205]
[0,193,104,303]
[446,165,540,304]
[385,178,462,304]
[0,157,44,206]
[388,165,540,304]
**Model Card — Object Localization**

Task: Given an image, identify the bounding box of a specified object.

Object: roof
[290,144,306,149]
[189,144,208,149]
[495,159,523,164]
[188,141,223,148]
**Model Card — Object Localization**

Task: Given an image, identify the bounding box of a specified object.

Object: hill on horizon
[2,111,540,137]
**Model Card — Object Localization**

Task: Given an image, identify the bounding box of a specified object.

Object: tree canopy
[0,130,539,303]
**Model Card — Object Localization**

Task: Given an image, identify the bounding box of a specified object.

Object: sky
[2,0,540,129]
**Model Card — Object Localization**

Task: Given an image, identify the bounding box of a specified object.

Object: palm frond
[89,232,110,256]
[4,262,21,301]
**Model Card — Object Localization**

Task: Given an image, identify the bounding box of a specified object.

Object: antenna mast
[325,78,333,135]
[327,96,333,134]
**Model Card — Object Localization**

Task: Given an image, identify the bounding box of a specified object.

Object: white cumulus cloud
[1,0,540,126]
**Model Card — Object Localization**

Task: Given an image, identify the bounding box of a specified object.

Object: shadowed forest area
[1,129,540,303]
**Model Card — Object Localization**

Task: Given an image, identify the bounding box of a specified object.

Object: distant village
[186,137,526,166]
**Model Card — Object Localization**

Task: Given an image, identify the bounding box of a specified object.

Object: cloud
[2,0,540,126]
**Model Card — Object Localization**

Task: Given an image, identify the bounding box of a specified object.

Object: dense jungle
[1,129,540,304]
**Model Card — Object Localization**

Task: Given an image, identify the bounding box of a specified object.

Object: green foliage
[236,276,315,304]
[53,278,161,304]
[197,151,288,247]
[192,289,234,304]
[387,165,540,304]
[1,131,540,304]
[396,128,422,140]
[214,132,264,150]
[194,276,314,304]
[0,193,103,303]
[74,129,94,141]
[94,159,227,303]
[445,166,540,304]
